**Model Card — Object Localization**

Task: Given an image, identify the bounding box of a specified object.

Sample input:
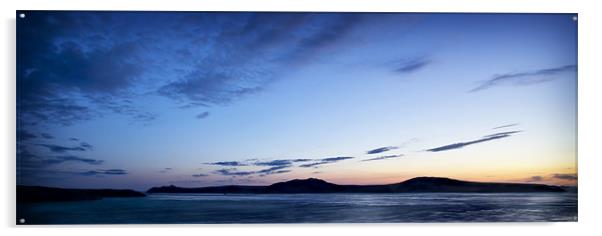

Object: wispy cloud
[35,140,94,153]
[79,169,128,176]
[43,155,104,165]
[524,174,577,183]
[470,64,577,92]
[526,176,543,182]
[366,146,399,154]
[361,154,404,162]
[254,159,294,167]
[18,137,104,182]
[192,173,209,177]
[256,165,291,176]
[426,131,521,152]
[204,161,249,167]
[40,133,54,139]
[493,123,519,129]
[213,168,255,176]
[195,111,210,119]
[19,148,94,170]
[204,158,320,176]
[322,156,355,162]
[205,158,313,169]
[254,159,312,167]
[552,173,577,180]
[37,144,87,153]
[299,156,354,168]
[482,131,522,138]
[18,16,149,126]
[394,57,431,74]
[212,164,292,177]
[17,130,37,141]
[157,14,363,108]
[80,142,93,150]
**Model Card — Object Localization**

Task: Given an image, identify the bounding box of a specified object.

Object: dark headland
[17,185,146,202]
[147,177,566,194]
[17,177,566,202]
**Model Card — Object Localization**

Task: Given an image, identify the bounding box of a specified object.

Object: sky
[16,12,577,191]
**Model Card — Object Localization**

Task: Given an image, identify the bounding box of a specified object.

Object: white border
[2,1,601,236]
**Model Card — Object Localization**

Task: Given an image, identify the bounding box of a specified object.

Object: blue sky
[17,12,577,190]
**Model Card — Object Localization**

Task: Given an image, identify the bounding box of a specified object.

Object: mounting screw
[572,16,577,21]
[19,218,25,224]
[19,13,26,19]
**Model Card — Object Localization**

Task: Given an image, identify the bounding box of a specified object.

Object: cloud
[394,58,431,73]
[254,159,308,167]
[168,180,204,184]
[255,160,291,166]
[88,96,159,124]
[17,130,37,141]
[321,156,354,162]
[526,176,543,182]
[17,13,382,128]
[206,158,313,169]
[361,154,403,162]
[157,13,363,108]
[366,146,399,154]
[80,142,94,150]
[79,169,128,176]
[18,146,104,167]
[212,168,255,176]
[493,123,519,129]
[18,32,146,125]
[37,144,87,153]
[204,161,249,167]
[40,133,54,139]
[19,137,101,172]
[299,163,324,168]
[212,164,292,177]
[36,140,95,153]
[256,165,289,173]
[259,170,291,177]
[44,155,104,165]
[552,173,577,180]
[192,173,209,177]
[195,111,210,119]
[470,65,577,92]
[426,131,521,152]
[206,158,315,176]
[16,12,165,127]
[482,131,522,138]
[159,168,172,173]
[299,156,354,168]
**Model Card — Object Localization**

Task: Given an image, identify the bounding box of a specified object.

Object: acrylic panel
[16,11,577,224]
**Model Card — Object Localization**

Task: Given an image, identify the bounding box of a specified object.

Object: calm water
[17,192,577,224]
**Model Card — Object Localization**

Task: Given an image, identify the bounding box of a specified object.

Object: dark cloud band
[426,131,521,152]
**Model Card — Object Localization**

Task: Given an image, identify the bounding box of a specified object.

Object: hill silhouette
[147,177,565,194]
[17,185,146,202]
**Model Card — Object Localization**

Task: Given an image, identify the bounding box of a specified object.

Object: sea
[17,192,577,224]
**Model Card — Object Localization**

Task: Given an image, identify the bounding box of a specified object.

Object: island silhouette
[17,186,146,202]
[147,177,566,194]
[17,177,566,203]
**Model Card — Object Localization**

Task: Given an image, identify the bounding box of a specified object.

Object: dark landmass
[17,185,146,202]
[147,177,566,194]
